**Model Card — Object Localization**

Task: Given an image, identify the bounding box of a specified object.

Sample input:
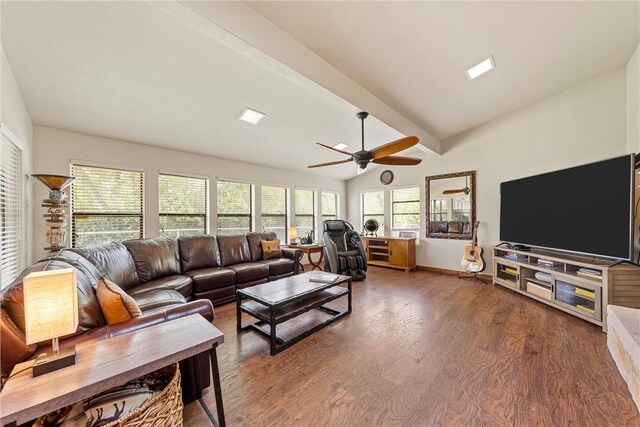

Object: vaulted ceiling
[2,1,638,180]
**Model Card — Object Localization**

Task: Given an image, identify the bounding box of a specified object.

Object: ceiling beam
[152,0,442,155]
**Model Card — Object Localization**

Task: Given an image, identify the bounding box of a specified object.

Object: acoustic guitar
[460,221,486,273]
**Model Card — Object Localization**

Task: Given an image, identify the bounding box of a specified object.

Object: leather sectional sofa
[1,232,302,401]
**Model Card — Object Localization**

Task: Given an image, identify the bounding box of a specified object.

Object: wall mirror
[425,170,476,240]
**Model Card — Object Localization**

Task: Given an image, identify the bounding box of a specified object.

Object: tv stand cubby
[493,244,640,331]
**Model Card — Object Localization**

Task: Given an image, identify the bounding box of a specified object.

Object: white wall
[31,126,346,261]
[627,44,640,262]
[1,49,33,268]
[347,69,629,273]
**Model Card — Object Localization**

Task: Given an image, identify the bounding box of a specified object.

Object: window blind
[71,164,144,247]
[321,191,338,222]
[217,180,253,235]
[362,190,384,230]
[392,187,420,229]
[261,185,288,242]
[1,135,22,288]
[294,188,315,239]
[159,174,208,237]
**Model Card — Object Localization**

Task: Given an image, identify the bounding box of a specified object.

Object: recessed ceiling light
[238,108,265,125]
[333,143,349,150]
[467,56,495,80]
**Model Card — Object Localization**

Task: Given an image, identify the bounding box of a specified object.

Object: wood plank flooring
[184,266,640,426]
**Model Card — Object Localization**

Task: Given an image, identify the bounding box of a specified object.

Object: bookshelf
[493,244,640,331]
[362,236,416,272]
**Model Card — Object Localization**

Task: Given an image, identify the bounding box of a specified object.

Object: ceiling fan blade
[316,143,355,157]
[307,158,352,168]
[442,189,465,195]
[370,136,419,159]
[372,156,422,166]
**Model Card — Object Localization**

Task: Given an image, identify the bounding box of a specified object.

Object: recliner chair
[322,220,367,280]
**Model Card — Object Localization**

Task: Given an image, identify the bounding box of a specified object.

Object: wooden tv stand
[362,236,416,272]
[493,244,640,331]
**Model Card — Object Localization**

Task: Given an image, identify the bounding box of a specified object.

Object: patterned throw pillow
[96,277,143,325]
[261,240,282,260]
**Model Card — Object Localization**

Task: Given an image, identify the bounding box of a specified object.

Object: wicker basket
[103,363,183,427]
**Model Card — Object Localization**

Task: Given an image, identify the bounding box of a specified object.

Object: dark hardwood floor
[184,266,640,426]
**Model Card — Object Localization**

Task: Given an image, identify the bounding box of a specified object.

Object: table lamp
[23,268,78,377]
[289,227,298,245]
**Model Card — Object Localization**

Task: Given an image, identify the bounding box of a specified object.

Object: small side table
[289,244,325,271]
[0,315,226,427]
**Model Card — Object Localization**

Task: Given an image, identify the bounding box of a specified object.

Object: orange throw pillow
[261,239,282,260]
[96,278,142,325]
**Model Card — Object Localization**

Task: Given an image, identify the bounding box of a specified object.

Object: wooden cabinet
[493,245,640,331]
[362,236,416,272]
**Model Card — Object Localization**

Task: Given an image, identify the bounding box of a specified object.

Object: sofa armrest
[281,248,303,274]
[37,300,214,356]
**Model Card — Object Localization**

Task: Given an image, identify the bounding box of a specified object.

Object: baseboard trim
[416,265,492,282]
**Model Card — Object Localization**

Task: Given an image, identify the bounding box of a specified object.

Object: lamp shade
[289,226,298,240]
[23,268,78,345]
[31,174,76,191]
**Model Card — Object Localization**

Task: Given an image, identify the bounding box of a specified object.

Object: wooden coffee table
[236,272,352,355]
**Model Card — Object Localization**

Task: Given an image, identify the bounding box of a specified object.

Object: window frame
[70,161,145,248]
[261,183,289,243]
[158,171,209,237]
[361,190,385,231]
[1,127,24,288]
[216,178,254,236]
[294,187,316,240]
[320,190,339,224]
[391,185,421,230]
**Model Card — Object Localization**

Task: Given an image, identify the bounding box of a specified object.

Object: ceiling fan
[307,112,422,170]
[442,176,471,195]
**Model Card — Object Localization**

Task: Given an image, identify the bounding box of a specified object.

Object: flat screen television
[500,154,635,260]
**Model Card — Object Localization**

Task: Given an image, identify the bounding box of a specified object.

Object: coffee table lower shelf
[236,276,352,355]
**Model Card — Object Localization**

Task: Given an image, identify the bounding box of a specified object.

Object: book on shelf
[308,272,340,284]
[503,252,527,261]
[537,259,563,269]
[574,288,595,299]
[577,304,595,315]
[576,271,602,280]
[503,267,518,275]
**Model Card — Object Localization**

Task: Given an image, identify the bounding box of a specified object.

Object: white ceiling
[2,1,638,181]
[247,1,640,140]
[0,1,404,180]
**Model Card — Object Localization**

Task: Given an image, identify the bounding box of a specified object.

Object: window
[159,174,208,237]
[361,190,384,230]
[430,199,448,222]
[392,187,420,230]
[321,191,338,223]
[71,164,144,248]
[217,180,253,235]
[451,197,472,222]
[294,188,315,239]
[261,185,288,242]
[1,134,22,288]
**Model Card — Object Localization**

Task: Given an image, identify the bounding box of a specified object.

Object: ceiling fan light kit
[308,111,423,170]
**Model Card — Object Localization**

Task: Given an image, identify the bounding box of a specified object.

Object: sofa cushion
[127,275,193,298]
[184,268,236,293]
[132,289,187,313]
[96,278,143,325]
[71,242,140,291]
[227,262,270,284]
[123,237,181,282]
[258,258,295,277]
[178,235,221,272]
[217,235,251,267]
[2,254,105,335]
[1,308,36,377]
[246,232,277,262]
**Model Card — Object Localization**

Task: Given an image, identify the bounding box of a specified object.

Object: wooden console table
[0,315,226,427]
[362,236,416,272]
